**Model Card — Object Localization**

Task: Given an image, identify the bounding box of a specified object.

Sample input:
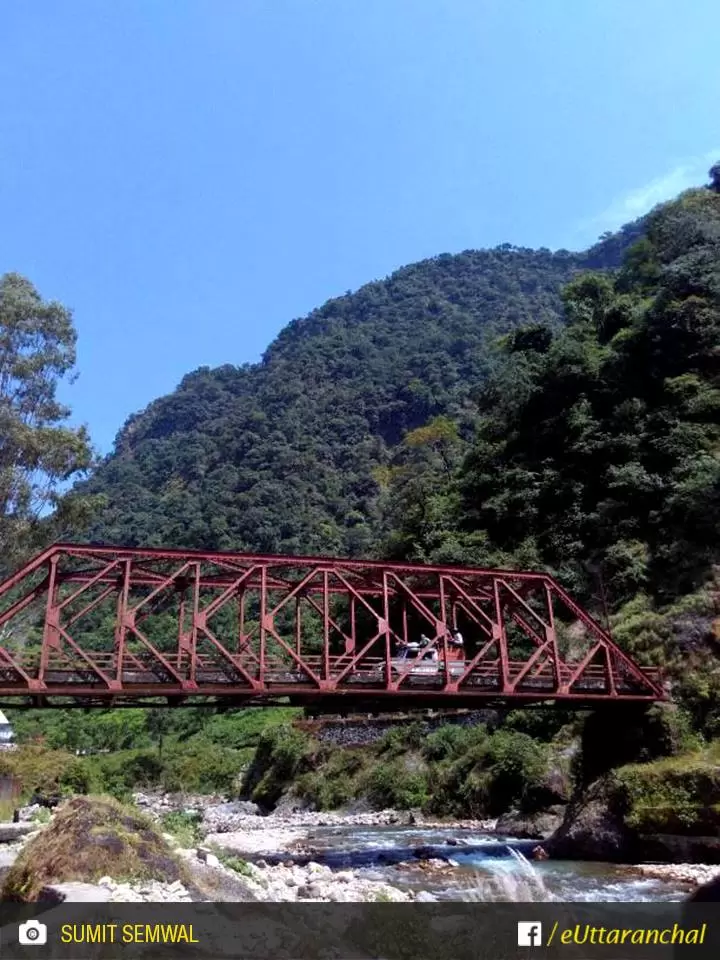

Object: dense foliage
[79,236,635,557]
[453,184,720,606]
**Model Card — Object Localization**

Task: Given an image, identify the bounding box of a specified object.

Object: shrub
[615,753,720,833]
[502,709,577,742]
[363,761,428,810]
[160,741,246,794]
[296,748,367,809]
[422,724,486,763]
[215,852,254,877]
[241,725,313,808]
[82,749,163,799]
[200,708,302,750]
[482,730,548,814]
[378,723,425,755]
[425,729,548,817]
[0,746,97,805]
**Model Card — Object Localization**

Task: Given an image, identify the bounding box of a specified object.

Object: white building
[0,710,15,748]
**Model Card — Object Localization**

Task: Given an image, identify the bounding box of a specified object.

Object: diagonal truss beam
[0,543,666,705]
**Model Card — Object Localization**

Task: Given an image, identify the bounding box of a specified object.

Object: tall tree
[0,273,95,577]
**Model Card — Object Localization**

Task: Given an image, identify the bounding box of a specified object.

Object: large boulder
[636,834,720,864]
[688,876,720,901]
[545,777,632,861]
[496,805,566,840]
[547,748,720,863]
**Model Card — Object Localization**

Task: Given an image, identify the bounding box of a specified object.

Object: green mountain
[82,224,642,558]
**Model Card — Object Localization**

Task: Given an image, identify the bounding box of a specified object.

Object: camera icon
[19,920,48,945]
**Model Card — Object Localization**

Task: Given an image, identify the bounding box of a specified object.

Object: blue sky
[1,0,718,454]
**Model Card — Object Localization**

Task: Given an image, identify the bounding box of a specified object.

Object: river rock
[0,822,37,842]
[201,801,260,832]
[197,850,221,869]
[297,882,324,899]
[496,805,566,840]
[46,882,112,902]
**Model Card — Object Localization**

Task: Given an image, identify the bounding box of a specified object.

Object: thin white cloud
[583,149,720,237]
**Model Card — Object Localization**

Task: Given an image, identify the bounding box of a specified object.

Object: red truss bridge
[0,543,665,710]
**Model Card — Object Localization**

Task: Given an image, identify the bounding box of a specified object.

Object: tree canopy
[0,274,95,577]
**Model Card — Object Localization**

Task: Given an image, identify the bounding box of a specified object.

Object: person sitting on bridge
[450,630,464,647]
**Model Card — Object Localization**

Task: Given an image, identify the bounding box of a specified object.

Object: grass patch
[160,810,203,848]
[212,848,254,877]
[2,795,187,902]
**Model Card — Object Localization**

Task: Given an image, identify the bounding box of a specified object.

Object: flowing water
[275,824,686,902]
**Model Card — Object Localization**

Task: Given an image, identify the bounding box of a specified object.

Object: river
[262,824,687,902]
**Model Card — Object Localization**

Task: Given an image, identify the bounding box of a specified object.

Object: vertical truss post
[39,555,60,682]
[382,572,392,686]
[402,598,408,647]
[493,576,510,692]
[188,563,200,684]
[295,597,302,657]
[177,592,186,669]
[544,581,560,691]
[114,559,131,685]
[605,645,617,696]
[323,570,330,682]
[347,595,356,655]
[259,566,267,683]
[439,575,449,687]
[238,589,246,654]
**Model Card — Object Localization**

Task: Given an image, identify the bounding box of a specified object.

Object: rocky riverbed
[131,790,500,901]
[0,791,709,903]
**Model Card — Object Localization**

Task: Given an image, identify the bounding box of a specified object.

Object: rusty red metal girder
[0,543,665,708]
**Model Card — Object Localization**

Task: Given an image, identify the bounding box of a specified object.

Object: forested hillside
[388,177,720,608]
[80,226,641,558]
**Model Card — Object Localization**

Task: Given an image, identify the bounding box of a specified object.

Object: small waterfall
[455,848,555,902]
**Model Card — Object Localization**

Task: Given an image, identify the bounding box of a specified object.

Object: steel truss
[0,543,665,708]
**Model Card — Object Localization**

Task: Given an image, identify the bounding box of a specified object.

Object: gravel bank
[625,863,720,889]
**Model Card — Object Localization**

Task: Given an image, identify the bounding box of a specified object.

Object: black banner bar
[1,902,716,960]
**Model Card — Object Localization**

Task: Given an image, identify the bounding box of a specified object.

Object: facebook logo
[517,923,543,947]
